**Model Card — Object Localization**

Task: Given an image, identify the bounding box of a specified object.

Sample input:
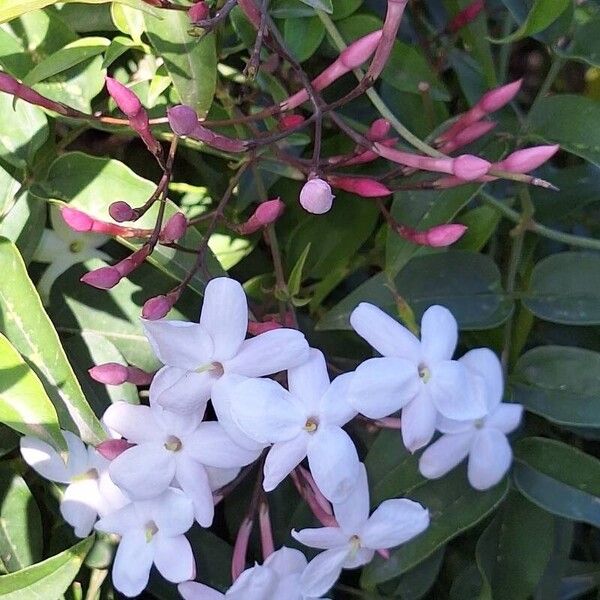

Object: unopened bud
[96,439,135,460]
[439,121,496,154]
[238,199,285,235]
[452,154,491,180]
[411,224,467,247]
[366,118,391,141]
[115,245,151,277]
[160,212,188,244]
[0,72,20,95]
[105,77,142,117]
[142,294,175,320]
[61,207,95,232]
[328,176,392,198]
[447,0,484,33]
[299,178,335,214]
[495,144,559,173]
[80,266,122,290]
[279,114,305,131]
[247,320,282,335]
[188,0,209,22]
[339,30,383,70]
[109,201,135,222]
[480,79,523,114]
[89,363,129,385]
[167,105,199,137]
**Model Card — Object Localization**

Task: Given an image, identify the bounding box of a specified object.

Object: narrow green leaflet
[0,333,65,451]
[0,536,93,599]
[0,466,43,573]
[510,346,600,428]
[300,0,333,12]
[0,238,105,444]
[513,437,600,527]
[522,252,600,325]
[144,10,217,116]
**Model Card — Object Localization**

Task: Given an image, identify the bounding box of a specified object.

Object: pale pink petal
[263,435,309,491]
[291,527,348,549]
[102,402,161,443]
[333,462,369,536]
[360,499,429,549]
[200,278,248,361]
[154,534,195,582]
[175,458,214,527]
[350,302,420,358]
[287,349,330,414]
[111,530,154,597]
[307,426,359,503]
[178,581,224,600]
[401,394,438,453]
[264,546,307,575]
[348,357,419,419]
[20,436,70,483]
[418,432,473,479]
[468,429,512,490]
[150,366,213,414]
[460,348,504,411]
[224,328,309,377]
[420,305,458,362]
[61,479,100,537]
[299,547,348,598]
[486,403,523,434]
[319,372,357,427]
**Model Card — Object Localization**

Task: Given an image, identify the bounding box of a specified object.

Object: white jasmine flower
[142,277,310,414]
[33,206,109,304]
[96,488,195,598]
[179,546,325,600]
[348,303,487,452]
[292,464,429,598]
[419,348,523,490]
[227,349,359,503]
[20,430,128,537]
[103,401,260,526]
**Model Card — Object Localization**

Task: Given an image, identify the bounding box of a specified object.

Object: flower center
[195,361,224,377]
[70,468,99,482]
[69,241,84,253]
[303,417,319,433]
[145,520,158,542]
[349,534,361,555]
[418,364,431,383]
[164,435,182,452]
[474,418,485,429]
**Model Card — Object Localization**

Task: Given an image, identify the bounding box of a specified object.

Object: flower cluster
[20,277,522,598]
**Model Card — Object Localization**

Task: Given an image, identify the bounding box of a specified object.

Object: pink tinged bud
[447,0,485,33]
[167,105,198,137]
[439,121,497,154]
[188,0,209,22]
[299,178,335,214]
[247,320,282,335]
[495,144,559,173]
[160,212,188,244]
[279,114,305,131]
[114,245,151,277]
[0,72,20,95]
[142,294,175,320]
[238,0,261,29]
[480,79,523,114]
[328,176,392,198]
[378,548,391,560]
[238,198,285,235]
[109,201,135,222]
[126,366,155,386]
[61,206,95,232]
[105,77,142,118]
[258,503,275,560]
[232,518,253,581]
[408,224,467,247]
[89,363,129,385]
[80,266,122,289]
[367,118,391,141]
[452,154,491,180]
[96,439,135,460]
[339,30,383,70]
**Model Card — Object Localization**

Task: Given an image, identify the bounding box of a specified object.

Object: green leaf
[556,16,600,67]
[475,492,554,600]
[288,243,311,298]
[283,16,325,62]
[522,252,600,325]
[361,470,508,587]
[318,251,512,331]
[513,437,600,527]
[299,0,332,12]
[144,10,217,116]
[0,332,65,451]
[0,536,93,599]
[510,346,600,428]
[491,0,570,43]
[528,96,600,167]
[0,238,105,445]
[0,466,43,573]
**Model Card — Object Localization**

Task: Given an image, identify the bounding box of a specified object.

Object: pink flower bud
[96,439,135,460]
[160,212,188,244]
[109,201,135,222]
[238,198,285,235]
[299,178,335,214]
[0,72,20,95]
[247,320,282,335]
[80,266,122,290]
[279,114,305,131]
[366,118,391,141]
[167,105,199,137]
[439,121,496,154]
[328,176,392,198]
[447,0,484,33]
[495,144,559,173]
[232,517,253,581]
[61,206,95,232]
[114,245,151,277]
[339,30,383,70]
[125,366,155,386]
[142,295,174,320]
[89,363,129,385]
[105,77,142,117]
[452,154,491,180]
[412,224,467,247]
[188,0,209,22]
[480,79,523,114]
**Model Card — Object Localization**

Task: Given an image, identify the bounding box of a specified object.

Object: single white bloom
[348,303,487,452]
[33,206,109,304]
[104,401,259,526]
[419,348,523,490]
[292,463,429,598]
[228,349,359,503]
[96,488,195,598]
[179,546,325,600]
[299,178,335,214]
[20,430,128,537]
[142,277,310,414]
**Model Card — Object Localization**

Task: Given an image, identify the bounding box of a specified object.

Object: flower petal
[263,435,309,491]
[95,503,140,536]
[178,582,224,600]
[333,462,369,536]
[350,302,420,358]
[360,498,429,549]
[150,366,213,414]
[348,357,419,419]
[468,429,512,490]
[287,349,330,414]
[154,534,195,583]
[199,277,248,361]
[460,348,504,411]
[184,422,261,468]
[307,426,359,503]
[224,328,309,378]
[319,372,357,427]
[37,255,79,305]
[486,403,523,434]
[229,564,277,597]
[151,488,195,535]
[401,393,438,452]
[292,527,348,549]
[418,432,473,479]
[176,458,214,527]
[263,546,307,575]
[142,319,213,369]
[205,466,240,492]
[103,402,161,443]
[342,547,374,569]
[299,547,348,598]
[61,480,100,537]
[420,305,458,362]
[109,444,175,499]
[229,378,304,444]
[20,436,70,483]
[436,415,474,435]
[111,529,154,597]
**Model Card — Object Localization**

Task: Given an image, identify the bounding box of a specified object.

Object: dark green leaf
[283,16,325,62]
[556,16,600,67]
